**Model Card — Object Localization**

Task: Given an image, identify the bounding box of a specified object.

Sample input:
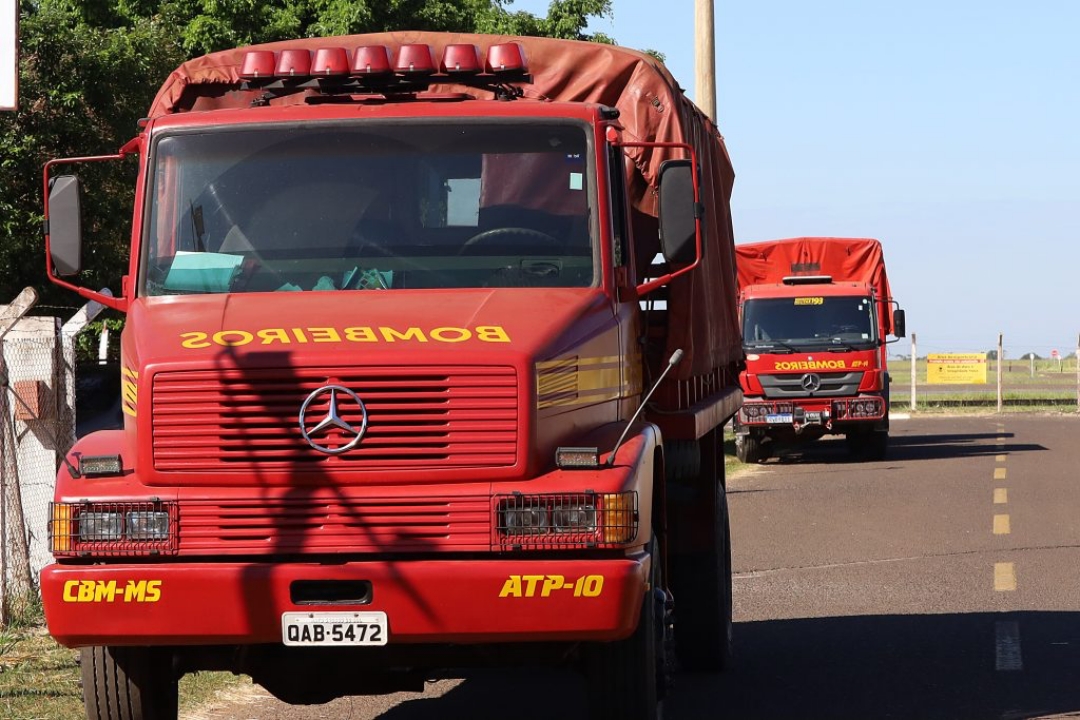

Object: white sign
[1051,349,1060,359]
[1,0,16,110]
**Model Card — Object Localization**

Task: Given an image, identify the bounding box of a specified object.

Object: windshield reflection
[742,296,877,350]
[143,122,595,295]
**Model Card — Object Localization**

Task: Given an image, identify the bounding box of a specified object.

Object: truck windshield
[142,121,595,294]
[742,296,877,350]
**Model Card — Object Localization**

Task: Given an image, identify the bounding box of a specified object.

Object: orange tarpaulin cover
[736,237,895,335]
[148,32,742,378]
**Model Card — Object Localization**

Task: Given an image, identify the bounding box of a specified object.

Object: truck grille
[177,495,492,554]
[758,371,863,399]
[151,366,517,471]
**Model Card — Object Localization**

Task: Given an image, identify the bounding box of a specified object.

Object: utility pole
[694,0,716,121]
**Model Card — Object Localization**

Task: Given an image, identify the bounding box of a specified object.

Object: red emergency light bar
[240,44,529,81]
[239,50,275,79]
[275,49,312,77]
[395,44,437,76]
[487,43,527,73]
[352,46,393,76]
[441,44,482,75]
[312,47,349,76]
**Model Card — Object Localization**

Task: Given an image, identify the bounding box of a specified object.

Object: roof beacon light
[395,44,437,77]
[239,51,276,79]
[781,275,833,285]
[275,49,312,77]
[486,43,527,74]
[441,44,483,75]
[312,47,349,76]
[352,46,393,76]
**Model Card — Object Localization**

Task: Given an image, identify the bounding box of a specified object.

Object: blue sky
[512,0,1080,357]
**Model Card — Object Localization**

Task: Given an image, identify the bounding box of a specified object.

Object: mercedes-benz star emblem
[299,385,368,455]
[801,373,822,392]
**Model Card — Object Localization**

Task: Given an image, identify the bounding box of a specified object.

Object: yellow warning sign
[926,353,987,384]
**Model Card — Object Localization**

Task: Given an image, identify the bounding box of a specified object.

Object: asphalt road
[183,414,1080,720]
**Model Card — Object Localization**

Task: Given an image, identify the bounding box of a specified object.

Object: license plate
[281,611,388,646]
[765,414,793,424]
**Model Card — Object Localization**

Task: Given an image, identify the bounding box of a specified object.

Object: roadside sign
[926,353,988,384]
[0,0,15,110]
[1051,349,1060,359]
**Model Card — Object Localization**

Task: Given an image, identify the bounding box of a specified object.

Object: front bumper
[737,395,886,430]
[42,555,648,648]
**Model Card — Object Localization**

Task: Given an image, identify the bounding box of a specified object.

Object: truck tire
[672,482,733,671]
[846,429,888,461]
[735,433,764,463]
[81,646,178,720]
[866,430,889,460]
[584,538,667,720]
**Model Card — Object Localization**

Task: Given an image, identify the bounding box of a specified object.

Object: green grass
[0,600,240,720]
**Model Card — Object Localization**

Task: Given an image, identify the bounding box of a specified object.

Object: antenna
[606,349,684,466]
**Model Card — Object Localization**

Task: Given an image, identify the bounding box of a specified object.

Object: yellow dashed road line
[994,562,1017,591]
[994,488,1008,504]
[994,467,1007,480]
[993,514,1011,535]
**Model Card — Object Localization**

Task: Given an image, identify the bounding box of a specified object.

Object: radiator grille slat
[177,497,491,554]
[152,366,517,471]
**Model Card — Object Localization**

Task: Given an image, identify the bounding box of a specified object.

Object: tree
[0,0,612,307]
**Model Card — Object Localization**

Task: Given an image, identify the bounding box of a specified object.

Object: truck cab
[40,33,743,720]
[734,238,905,462]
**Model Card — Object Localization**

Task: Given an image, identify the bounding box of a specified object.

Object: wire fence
[0,328,76,622]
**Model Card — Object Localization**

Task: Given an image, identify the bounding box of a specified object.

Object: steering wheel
[458,227,561,255]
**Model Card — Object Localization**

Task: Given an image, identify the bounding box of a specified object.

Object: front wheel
[846,428,889,461]
[672,481,733,671]
[81,646,178,720]
[584,539,668,720]
[735,433,765,463]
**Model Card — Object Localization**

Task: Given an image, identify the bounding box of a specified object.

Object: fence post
[0,288,39,626]
[910,333,917,411]
[997,333,1003,414]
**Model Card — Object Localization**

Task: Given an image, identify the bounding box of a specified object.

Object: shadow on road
[886,433,1045,462]
[369,612,1080,720]
[759,433,1046,465]
[680,611,1080,720]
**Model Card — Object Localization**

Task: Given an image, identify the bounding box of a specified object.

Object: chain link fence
[0,292,103,625]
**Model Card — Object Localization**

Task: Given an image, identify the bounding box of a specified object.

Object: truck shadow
[369,611,1080,720]
[759,433,1045,464]
[677,611,1080,720]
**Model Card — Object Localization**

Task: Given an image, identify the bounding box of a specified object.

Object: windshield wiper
[745,341,798,354]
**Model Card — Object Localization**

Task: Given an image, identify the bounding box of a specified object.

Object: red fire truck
[40,32,743,720]
[734,237,905,462]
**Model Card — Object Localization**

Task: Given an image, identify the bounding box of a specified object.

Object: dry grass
[0,600,240,720]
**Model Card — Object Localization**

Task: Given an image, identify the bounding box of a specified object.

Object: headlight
[50,502,178,557]
[80,512,123,541]
[126,511,170,541]
[495,492,637,549]
[502,506,549,534]
[551,504,597,533]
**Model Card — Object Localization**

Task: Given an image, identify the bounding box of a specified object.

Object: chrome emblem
[800,373,822,392]
[299,385,368,455]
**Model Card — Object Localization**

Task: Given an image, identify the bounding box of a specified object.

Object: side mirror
[892,308,906,338]
[47,175,84,276]
[657,159,701,266]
